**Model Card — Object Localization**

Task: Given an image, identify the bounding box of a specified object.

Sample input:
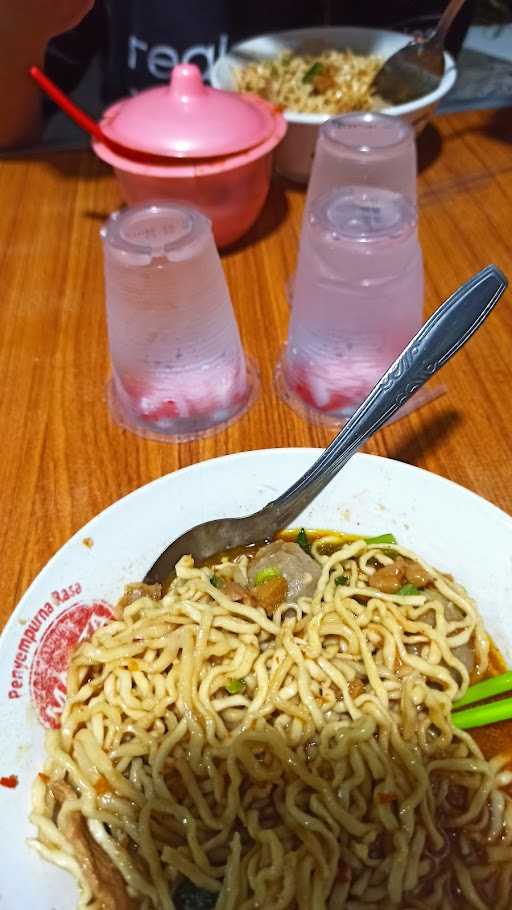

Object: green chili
[398,583,421,596]
[335,575,349,586]
[225,678,246,695]
[364,533,397,546]
[254,567,282,585]
[303,61,325,83]
[296,527,311,554]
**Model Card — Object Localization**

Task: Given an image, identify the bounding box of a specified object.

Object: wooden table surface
[1,106,512,629]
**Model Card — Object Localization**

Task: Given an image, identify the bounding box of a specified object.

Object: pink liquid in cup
[281,186,423,419]
[101,202,257,441]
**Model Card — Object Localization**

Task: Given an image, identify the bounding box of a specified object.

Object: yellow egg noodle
[235,51,384,115]
[30,535,512,908]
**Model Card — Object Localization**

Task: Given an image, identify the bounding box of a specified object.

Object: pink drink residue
[284,187,423,417]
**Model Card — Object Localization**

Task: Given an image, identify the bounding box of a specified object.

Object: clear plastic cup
[100,201,258,441]
[305,112,417,212]
[277,186,423,421]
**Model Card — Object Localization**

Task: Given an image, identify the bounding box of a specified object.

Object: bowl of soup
[2,449,512,909]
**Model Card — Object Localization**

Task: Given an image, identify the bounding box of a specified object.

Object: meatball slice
[248,541,321,600]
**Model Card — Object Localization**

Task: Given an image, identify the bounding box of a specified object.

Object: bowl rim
[210,25,458,124]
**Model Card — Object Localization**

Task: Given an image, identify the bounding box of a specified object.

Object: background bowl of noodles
[0,449,511,909]
[211,27,457,183]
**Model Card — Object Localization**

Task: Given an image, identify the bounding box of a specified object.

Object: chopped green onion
[335,575,349,586]
[303,61,325,83]
[452,695,512,731]
[453,670,512,710]
[364,533,397,546]
[398,583,421,596]
[225,678,246,695]
[254,567,282,586]
[210,574,223,588]
[296,527,311,554]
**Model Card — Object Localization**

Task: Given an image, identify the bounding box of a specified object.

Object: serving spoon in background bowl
[370,0,467,105]
[145,265,507,584]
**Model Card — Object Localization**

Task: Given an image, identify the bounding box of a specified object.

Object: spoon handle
[267,265,507,526]
[434,0,468,46]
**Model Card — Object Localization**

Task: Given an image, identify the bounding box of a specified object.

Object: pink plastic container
[93,65,287,248]
[94,129,282,249]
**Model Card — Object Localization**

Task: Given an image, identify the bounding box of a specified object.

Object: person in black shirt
[0,0,476,149]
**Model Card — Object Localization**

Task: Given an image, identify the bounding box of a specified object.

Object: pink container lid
[93,95,287,178]
[100,63,275,158]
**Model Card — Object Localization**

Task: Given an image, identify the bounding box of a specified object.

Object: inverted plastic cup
[305,112,417,213]
[100,201,258,441]
[277,186,423,422]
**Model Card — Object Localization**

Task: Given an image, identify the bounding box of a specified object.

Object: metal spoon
[144,265,507,584]
[370,0,467,105]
